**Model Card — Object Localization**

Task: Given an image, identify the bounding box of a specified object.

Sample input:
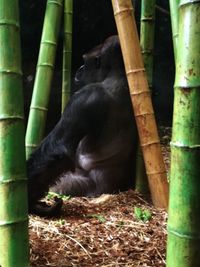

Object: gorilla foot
[29,197,63,217]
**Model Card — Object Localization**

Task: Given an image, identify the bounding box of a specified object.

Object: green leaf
[143,209,152,222]
[58,219,66,225]
[134,207,143,220]
[134,206,152,222]
[47,191,71,201]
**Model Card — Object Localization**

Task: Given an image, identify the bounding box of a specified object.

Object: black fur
[27,36,137,216]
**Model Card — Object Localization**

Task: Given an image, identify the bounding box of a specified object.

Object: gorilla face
[75,35,125,88]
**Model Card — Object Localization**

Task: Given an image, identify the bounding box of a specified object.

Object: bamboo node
[0,217,28,227]
[0,177,27,183]
[0,69,22,76]
[41,40,57,46]
[168,226,200,240]
[141,17,155,22]
[0,19,20,28]
[126,68,145,76]
[179,0,200,8]
[26,144,39,149]
[37,63,54,69]
[30,106,48,112]
[134,111,155,117]
[63,50,72,54]
[170,141,200,149]
[130,90,150,96]
[0,115,24,121]
[48,0,63,7]
[140,141,160,147]
[146,170,167,176]
[114,7,134,16]
[141,49,153,55]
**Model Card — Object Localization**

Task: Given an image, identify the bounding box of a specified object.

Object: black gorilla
[27,36,137,216]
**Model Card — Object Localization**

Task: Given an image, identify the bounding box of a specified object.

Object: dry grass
[29,126,171,267]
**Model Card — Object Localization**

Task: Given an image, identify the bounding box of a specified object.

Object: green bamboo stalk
[169,0,180,60]
[135,145,149,193]
[135,0,155,194]
[140,0,155,90]
[0,0,29,266]
[25,0,63,159]
[61,0,73,113]
[167,1,200,266]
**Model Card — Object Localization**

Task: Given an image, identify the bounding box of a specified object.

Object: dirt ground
[29,126,171,267]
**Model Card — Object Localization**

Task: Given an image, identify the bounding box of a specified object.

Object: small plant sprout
[134,207,152,222]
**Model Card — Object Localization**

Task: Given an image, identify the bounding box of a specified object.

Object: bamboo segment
[25,0,63,159]
[111,0,168,209]
[0,0,29,266]
[61,0,73,113]
[167,1,200,266]
[135,146,149,193]
[140,0,155,90]
[135,0,156,194]
[169,0,179,60]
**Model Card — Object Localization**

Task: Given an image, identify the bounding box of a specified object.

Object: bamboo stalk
[135,0,156,194]
[140,0,155,90]
[0,0,29,266]
[61,0,73,113]
[135,146,149,193]
[111,0,168,209]
[169,0,179,60]
[167,1,200,266]
[25,0,63,159]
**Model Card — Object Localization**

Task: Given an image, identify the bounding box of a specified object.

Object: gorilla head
[75,36,125,87]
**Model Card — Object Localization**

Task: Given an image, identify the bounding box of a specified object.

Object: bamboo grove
[0,0,200,266]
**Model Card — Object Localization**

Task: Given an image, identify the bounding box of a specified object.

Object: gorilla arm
[27,84,110,216]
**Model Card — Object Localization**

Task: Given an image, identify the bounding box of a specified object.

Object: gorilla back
[27,35,137,216]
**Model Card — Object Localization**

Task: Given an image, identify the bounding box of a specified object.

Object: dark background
[19,0,175,133]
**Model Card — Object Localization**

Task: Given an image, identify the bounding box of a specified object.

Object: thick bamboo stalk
[135,0,155,194]
[25,0,63,159]
[0,0,29,266]
[111,0,168,209]
[169,0,179,60]
[167,1,200,266]
[61,0,73,113]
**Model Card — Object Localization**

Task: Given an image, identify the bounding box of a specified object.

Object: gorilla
[27,35,137,216]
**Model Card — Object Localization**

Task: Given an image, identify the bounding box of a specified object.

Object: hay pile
[30,191,167,266]
[30,127,171,267]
